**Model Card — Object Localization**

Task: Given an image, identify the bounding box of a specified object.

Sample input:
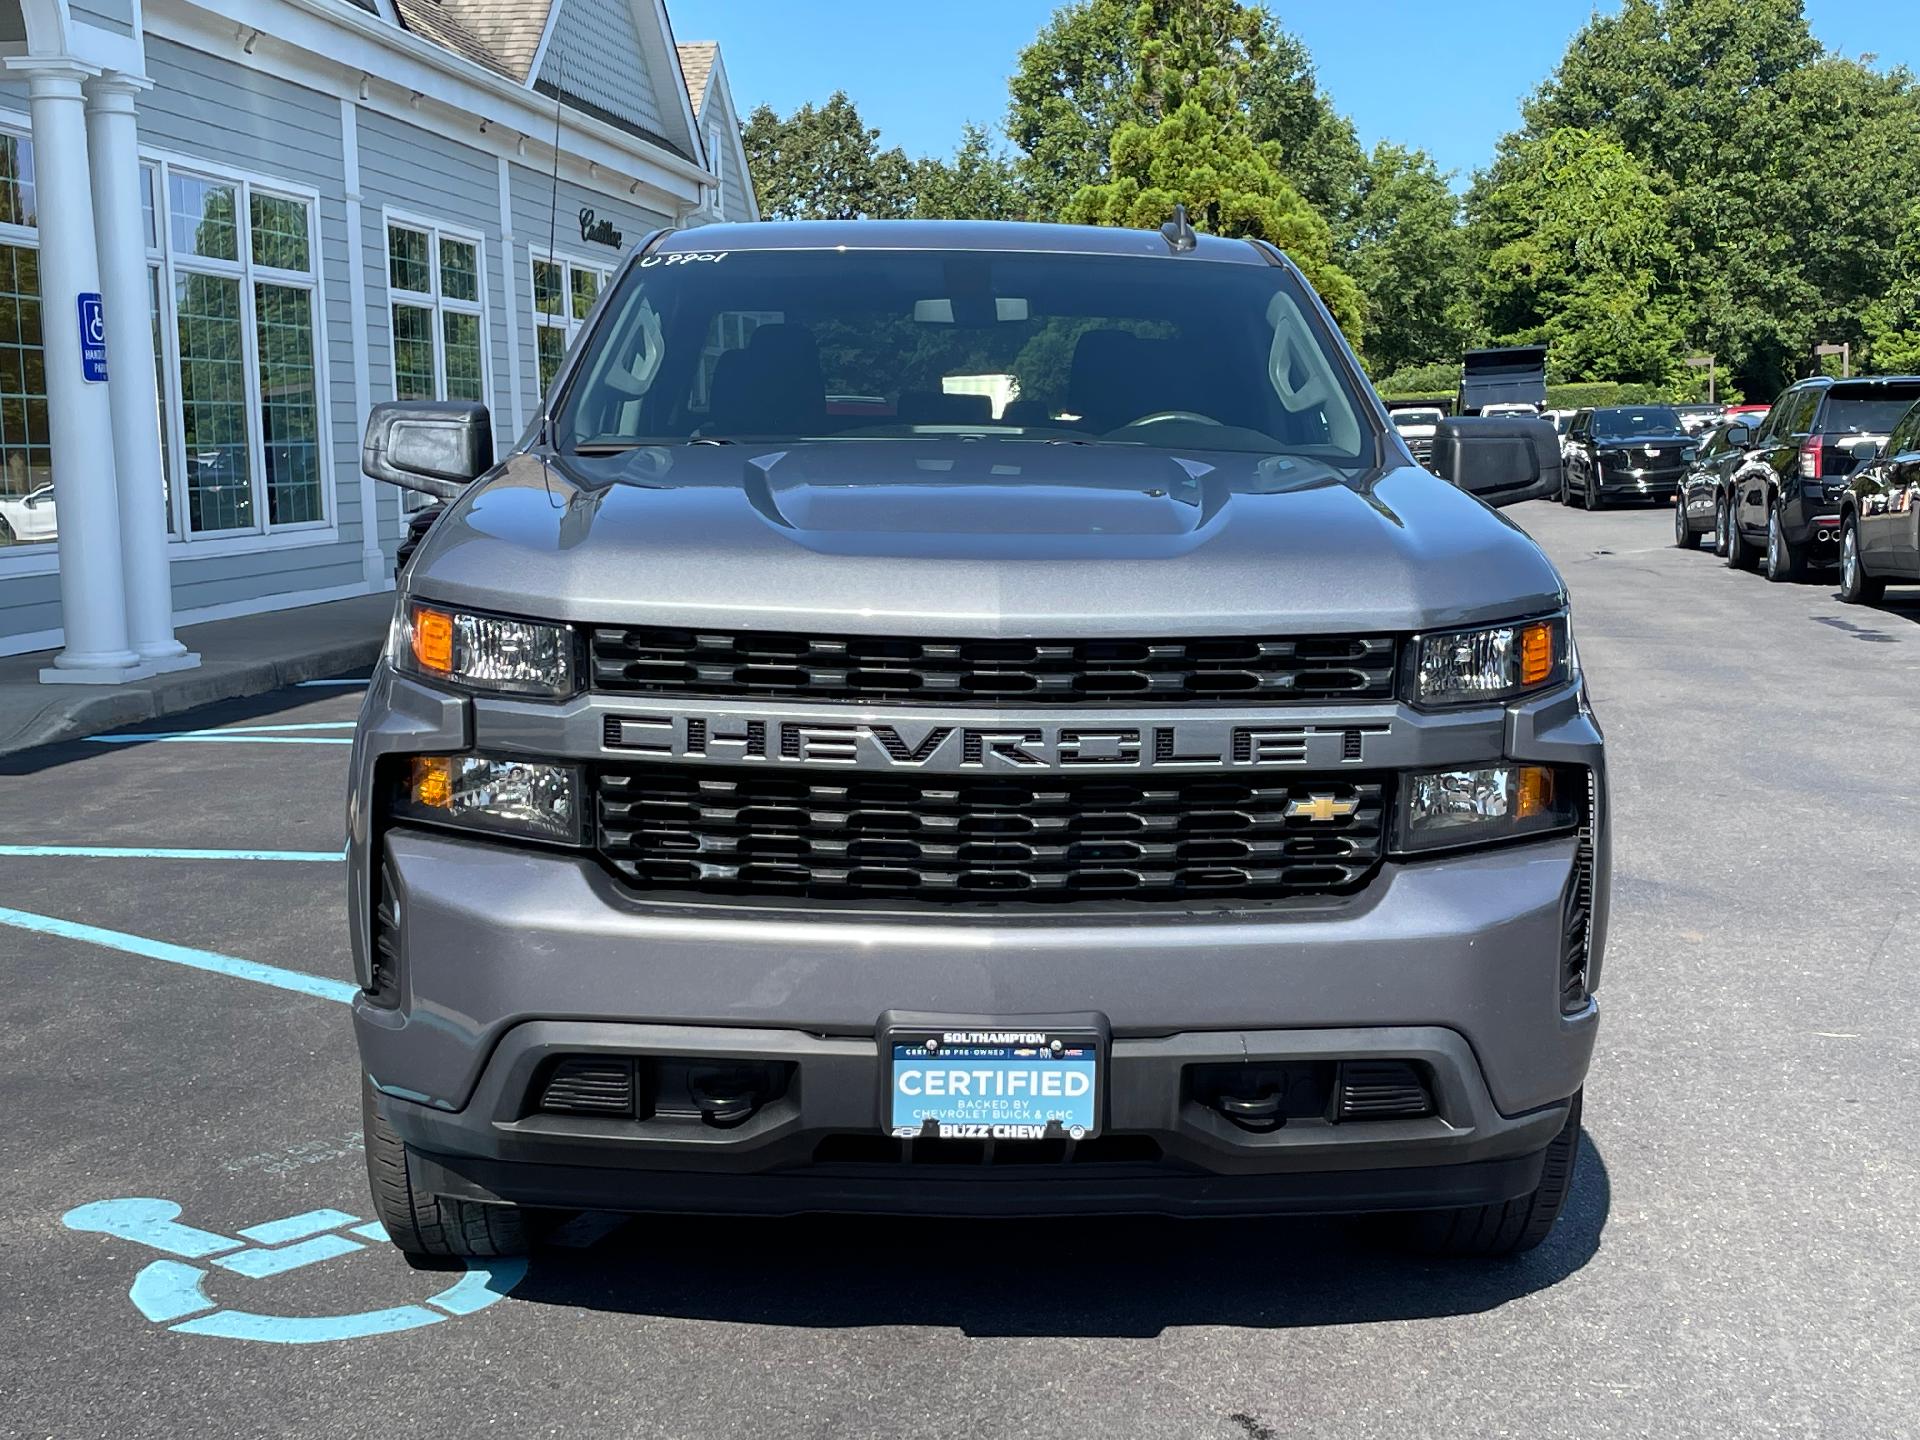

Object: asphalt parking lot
[3,497,1917,1439]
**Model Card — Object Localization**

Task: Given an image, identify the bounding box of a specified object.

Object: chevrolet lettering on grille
[601,714,1389,771]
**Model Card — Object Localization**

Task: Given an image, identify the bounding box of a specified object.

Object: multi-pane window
[1,145,326,551]
[0,133,45,550]
[156,167,325,535]
[386,220,487,406]
[532,253,610,395]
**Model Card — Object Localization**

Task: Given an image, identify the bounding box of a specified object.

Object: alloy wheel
[1843,525,1859,597]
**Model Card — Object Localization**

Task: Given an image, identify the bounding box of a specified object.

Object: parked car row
[1662,375,1920,601]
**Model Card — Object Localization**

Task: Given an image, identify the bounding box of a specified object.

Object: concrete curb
[0,592,395,759]
[0,636,384,757]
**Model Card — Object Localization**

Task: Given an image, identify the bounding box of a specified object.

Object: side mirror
[1849,437,1881,462]
[1425,415,1561,508]
[362,400,493,500]
[1726,424,1751,446]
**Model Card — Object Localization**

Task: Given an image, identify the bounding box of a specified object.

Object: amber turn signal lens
[1519,623,1553,686]
[410,755,454,810]
[1515,764,1555,820]
[410,605,454,676]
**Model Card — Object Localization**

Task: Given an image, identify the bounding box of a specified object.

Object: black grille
[1335,1060,1434,1120]
[538,1057,636,1117]
[588,627,1397,706]
[1561,771,1598,1013]
[594,765,1387,905]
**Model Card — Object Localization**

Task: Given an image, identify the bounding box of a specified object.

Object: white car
[1389,405,1445,464]
[0,483,55,544]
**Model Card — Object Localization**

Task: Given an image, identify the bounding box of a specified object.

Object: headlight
[394,754,583,845]
[1396,764,1579,853]
[1413,614,1571,707]
[393,600,577,697]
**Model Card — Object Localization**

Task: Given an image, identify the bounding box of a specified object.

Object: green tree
[1056,0,1363,337]
[1510,0,1920,395]
[910,125,1029,221]
[1470,128,1684,384]
[741,93,911,221]
[1008,0,1362,222]
[1863,200,1920,373]
[1345,143,1473,376]
[1063,103,1362,336]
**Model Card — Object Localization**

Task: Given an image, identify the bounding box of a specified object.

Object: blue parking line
[0,906,355,1005]
[0,845,343,862]
[85,734,354,746]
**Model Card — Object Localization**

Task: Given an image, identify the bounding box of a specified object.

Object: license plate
[887,1027,1101,1140]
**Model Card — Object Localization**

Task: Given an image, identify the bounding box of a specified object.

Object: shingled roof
[392,0,555,82]
[676,41,717,114]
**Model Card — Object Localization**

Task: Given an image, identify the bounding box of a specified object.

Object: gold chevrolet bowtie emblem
[1286,793,1358,823]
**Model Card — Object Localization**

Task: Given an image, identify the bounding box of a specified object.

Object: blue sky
[670,0,1917,186]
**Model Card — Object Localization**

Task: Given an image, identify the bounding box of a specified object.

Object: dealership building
[0,0,756,678]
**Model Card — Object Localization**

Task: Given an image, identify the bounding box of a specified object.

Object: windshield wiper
[570,438,735,455]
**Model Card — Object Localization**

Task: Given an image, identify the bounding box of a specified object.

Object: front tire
[1726,505,1757,570]
[1403,1091,1583,1258]
[1839,516,1885,604]
[1765,503,1805,582]
[1582,473,1601,511]
[363,1073,529,1259]
[1673,497,1698,548]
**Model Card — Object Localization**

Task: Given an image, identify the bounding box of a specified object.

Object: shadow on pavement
[0,674,371,777]
[503,1134,1610,1337]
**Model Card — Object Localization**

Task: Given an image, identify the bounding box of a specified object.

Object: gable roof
[393,0,555,82]
[676,41,716,115]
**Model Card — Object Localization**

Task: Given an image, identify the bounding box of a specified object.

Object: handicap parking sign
[78,292,108,382]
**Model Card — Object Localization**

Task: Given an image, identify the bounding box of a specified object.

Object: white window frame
[0,116,51,570]
[530,246,613,398]
[383,209,491,512]
[381,207,491,414]
[145,148,336,549]
[707,122,724,211]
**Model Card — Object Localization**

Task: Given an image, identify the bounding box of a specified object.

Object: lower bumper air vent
[1561,770,1598,1013]
[1334,1060,1434,1121]
[368,848,402,1005]
[538,1057,637,1117]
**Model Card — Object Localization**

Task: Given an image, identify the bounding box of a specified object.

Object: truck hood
[408,441,1566,636]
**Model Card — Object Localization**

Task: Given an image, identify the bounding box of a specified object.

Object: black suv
[1675,417,1757,551]
[1723,375,1920,581]
[1838,398,1920,602]
[1561,405,1695,509]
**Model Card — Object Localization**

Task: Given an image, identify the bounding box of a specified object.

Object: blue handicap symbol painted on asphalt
[63,1197,525,1344]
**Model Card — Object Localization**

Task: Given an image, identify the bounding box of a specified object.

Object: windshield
[1391,409,1442,428]
[1593,407,1685,437]
[1824,392,1920,435]
[554,248,1372,463]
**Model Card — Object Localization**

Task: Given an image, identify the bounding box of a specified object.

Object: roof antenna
[539,50,566,457]
[1160,202,1196,253]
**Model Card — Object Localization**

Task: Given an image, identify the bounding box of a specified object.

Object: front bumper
[348,668,1608,1213]
[385,1019,1573,1218]
[1595,468,1685,499]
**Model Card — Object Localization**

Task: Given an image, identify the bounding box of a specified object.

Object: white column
[340,97,384,588]
[87,71,197,672]
[4,56,151,684]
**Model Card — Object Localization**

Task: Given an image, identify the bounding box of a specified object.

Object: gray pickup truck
[349,219,1605,1261]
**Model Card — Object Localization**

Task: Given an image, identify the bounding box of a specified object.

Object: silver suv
[349,220,1605,1260]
